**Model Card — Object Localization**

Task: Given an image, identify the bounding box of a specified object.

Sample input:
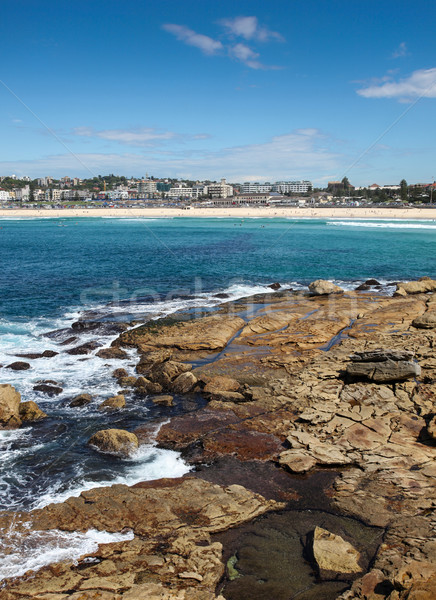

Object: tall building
[207,178,234,198]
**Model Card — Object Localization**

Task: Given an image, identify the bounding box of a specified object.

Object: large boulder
[412,311,436,329]
[312,526,362,578]
[396,279,436,295]
[204,376,241,394]
[69,393,92,408]
[98,394,126,411]
[308,280,343,296]
[0,384,22,429]
[96,346,128,359]
[88,428,139,458]
[346,349,420,383]
[346,359,420,383]
[6,361,30,371]
[19,401,47,422]
[170,371,197,394]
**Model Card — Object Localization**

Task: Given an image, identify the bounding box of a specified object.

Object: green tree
[400,179,408,202]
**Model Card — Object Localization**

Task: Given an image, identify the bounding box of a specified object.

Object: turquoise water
[1,216,436,319]
[0,216,435,520]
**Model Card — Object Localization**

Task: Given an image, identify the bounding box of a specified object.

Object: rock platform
[1,284,436,599]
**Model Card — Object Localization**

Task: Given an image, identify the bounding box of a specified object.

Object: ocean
[0,216,435,518]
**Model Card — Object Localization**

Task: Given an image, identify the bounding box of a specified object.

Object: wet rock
[0,384,22,429]
[355,283,371,291]
[346,359,420,383]
[171,372,197,394]
[152,394,174,406]
[364,279,381,286]
[98,394,126,411]
[96,346,128,359]
[66,341,101,355]
[312,526,362,578]
[88,428,138,457]
[6,361,30,371]
[309,279,343,295]
[118,376,137,387]
[33,383,63,396]
[112,367,128,379]
[19,401,47,422]
[69,393,92,408]
[15,350,58,359]
[214,292,230,299]
[268,282,281,290]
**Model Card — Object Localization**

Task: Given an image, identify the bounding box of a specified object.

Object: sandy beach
[1,206,436,219]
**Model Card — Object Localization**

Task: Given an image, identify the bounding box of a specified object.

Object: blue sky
[0,0,435,185]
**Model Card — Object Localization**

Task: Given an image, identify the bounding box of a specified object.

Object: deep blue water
[0,215,436,519]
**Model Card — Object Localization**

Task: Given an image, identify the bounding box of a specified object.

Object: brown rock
[396,279,436,295]
[112,367,128,379]
[88,428,138,457]
[427,415,436,440]
[19,400,47,422]
[152,394,174,406]
[69,393,93,407]
[208,391,248,403]
[0,384,22,429]
[118,376,137,387]
[204,376,241,394]
[412,311,436,329]
[96,346,128,359]
[312,526,362,577]
[171,372,198,394]
[120,315,245,352]
[308,279,343,295]
[6,361,30,371]
[279,450,316,473]
[98,394,126,411]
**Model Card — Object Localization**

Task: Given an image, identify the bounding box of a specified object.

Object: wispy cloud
[357,68,436,100]
[163,16,284,70]
[162,24,223,55]
[0,129,342,181]
[73,126,177,146]
[391,42,409,59]
[219,16,284,42]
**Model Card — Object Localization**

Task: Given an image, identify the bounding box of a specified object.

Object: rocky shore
[1,279,436,599]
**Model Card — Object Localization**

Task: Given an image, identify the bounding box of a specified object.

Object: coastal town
[1,174,436,208]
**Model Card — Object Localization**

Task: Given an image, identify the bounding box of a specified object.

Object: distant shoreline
[1,206,436,219]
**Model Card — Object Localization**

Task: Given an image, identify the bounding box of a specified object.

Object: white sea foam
[0,527,134,581]
[33,445,189,509]
[327,220,436,229]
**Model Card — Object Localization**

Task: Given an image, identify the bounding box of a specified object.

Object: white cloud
[220,16,284,42]
[73,127,177,146]
[0,129,342,181]
[391,42,408,59]
[162,24,223,55]
[357,68,436,100]
[163,18,283,70]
